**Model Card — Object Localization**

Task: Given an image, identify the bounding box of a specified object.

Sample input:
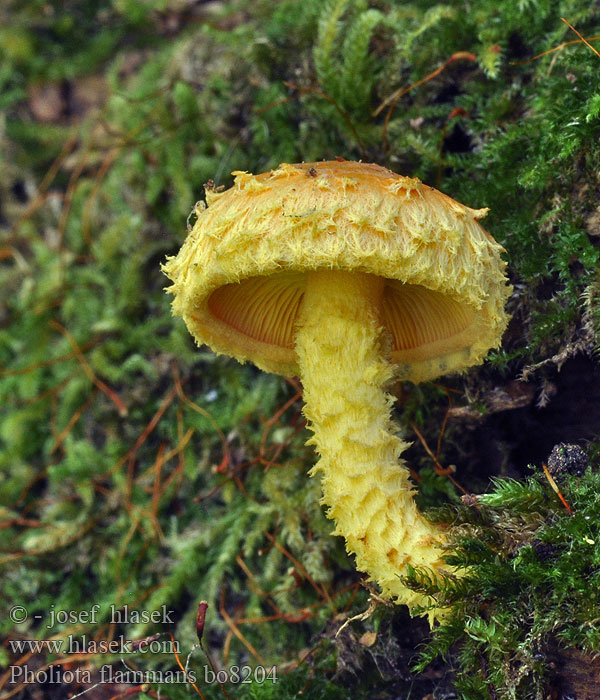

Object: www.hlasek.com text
[9,634,177,655]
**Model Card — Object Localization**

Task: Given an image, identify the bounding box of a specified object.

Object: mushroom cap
[163,160,511,383]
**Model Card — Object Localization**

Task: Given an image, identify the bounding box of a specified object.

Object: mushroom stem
[295,269,447,615]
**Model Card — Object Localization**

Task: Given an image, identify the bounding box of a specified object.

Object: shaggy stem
[295,269,447,615]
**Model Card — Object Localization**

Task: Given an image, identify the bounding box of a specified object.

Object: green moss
[408,462,600,698]
[2,0,600,697]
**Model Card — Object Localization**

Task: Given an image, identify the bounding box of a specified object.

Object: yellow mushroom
[162,160,511,618]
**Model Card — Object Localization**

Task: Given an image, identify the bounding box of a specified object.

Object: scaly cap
[163,160,511,383]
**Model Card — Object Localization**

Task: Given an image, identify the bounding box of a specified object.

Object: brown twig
[510,35,600,65]
[219,588,267,666]
[262,530,332,605]
[121,385,177,509]
[374,52,477,150]
[542,463,574,515]
[50,388,98,453]
[560,18,600,59]
[0,337,102,377]
[169,634,206,699]
[410,420,469,496]
[259,390,302,464]
[159,426,195,493]
[172,364,229,471]
[57,146,91,252]
[49,320,127,416]
[150,443,166,540]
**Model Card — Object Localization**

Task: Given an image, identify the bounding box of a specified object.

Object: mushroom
[163,161,511,617]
